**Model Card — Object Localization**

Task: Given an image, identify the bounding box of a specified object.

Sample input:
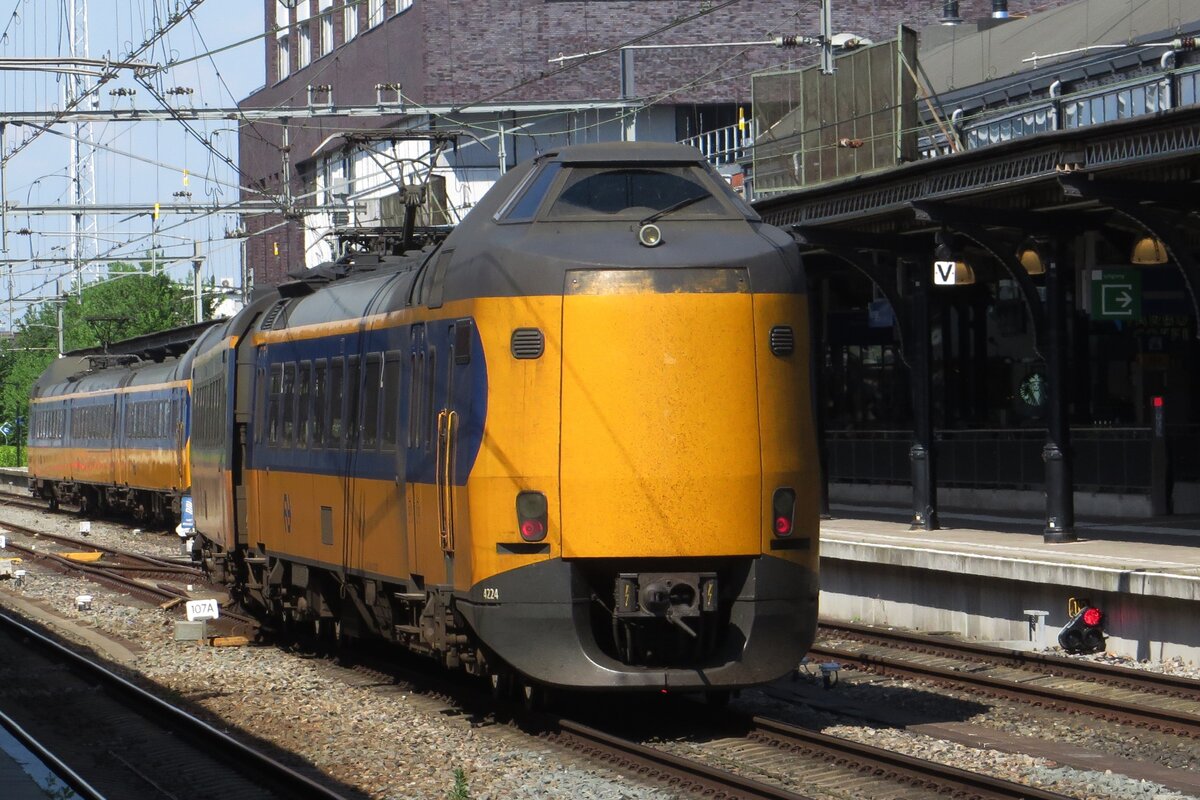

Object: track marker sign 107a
[185,599,220,621]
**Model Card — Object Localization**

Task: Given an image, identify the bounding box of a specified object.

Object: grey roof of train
[543,141,707,163]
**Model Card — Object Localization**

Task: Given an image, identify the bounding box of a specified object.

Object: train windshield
[543,165,735,220]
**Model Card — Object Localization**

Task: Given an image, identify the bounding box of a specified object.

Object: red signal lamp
[1058,605,1105,654]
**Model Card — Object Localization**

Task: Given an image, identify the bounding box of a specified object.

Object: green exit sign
[1090,269,1142,321]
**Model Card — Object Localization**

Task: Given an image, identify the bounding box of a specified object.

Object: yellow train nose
[559,268,762,558]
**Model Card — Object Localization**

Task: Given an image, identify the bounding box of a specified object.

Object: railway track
[0,608,353,800]
[554,709,1075,800]
[0,494,51,514]
[813,620,1200,738]
[332,642,1075,800]
[0,516,256,629]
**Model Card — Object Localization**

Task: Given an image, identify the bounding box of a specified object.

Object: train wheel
[78,488,96,516]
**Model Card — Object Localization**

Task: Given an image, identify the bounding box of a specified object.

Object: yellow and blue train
[29,353,191,522]
[31,142,819,695]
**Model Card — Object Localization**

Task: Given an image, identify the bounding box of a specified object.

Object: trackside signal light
[772,488,796,538]
[516,491,548,542]
[1058,606,1105,654]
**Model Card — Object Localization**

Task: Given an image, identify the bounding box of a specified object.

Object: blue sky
[0,0,264,330]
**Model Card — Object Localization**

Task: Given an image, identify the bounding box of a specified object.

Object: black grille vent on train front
[260,300,290,331]
[769,325,795,356]
[511,328,545,359]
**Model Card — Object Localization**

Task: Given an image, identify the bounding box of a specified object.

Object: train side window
[254,366,267,444]
[267,365,283,445]
[381,351,401,449]
[362,353,382,450]
[282,363,297,447]
[425,348,436,451]
[345,355,361,448]
[408,351,421,448]
[329,357,344,446]
[297,361,312,448]
[312,359,327,446]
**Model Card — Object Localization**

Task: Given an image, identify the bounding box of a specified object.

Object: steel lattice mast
[66,0,97,299]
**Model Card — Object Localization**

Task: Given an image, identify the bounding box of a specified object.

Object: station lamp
[933,234,975,286]
[1017,243,1046,275]
[1130,236,1169,265]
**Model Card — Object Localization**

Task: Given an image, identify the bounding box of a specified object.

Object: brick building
[239,0,1077,285]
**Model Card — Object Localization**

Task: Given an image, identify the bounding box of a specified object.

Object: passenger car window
[382,352,401,449]
[328,358,344,446]
[268,365,283,445]
[297,362,312,447]
[281,363,296,446]
[362,354,382,449]
[313,360,327,446]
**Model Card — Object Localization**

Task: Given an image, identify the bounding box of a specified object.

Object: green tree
[0,258,213,453]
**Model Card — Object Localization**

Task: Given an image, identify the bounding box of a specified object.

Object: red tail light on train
[517,491,548,542]
[772,488,796,537]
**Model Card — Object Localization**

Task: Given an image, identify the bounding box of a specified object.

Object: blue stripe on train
[29,385,188,451]
[246,318,488,487]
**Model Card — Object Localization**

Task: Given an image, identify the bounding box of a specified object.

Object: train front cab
[456,274,820,692]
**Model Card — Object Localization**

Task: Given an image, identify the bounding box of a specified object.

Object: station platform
[819,504,1200,663]
[0,727,70,800]
[0,468,28,495]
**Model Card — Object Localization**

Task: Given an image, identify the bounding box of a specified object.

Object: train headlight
[516,491,548,542]
[638,223,663,247]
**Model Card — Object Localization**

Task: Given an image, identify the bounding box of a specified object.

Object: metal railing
[827,427,1162,493]
[1168,424,1200,483]
[678,120,757,166]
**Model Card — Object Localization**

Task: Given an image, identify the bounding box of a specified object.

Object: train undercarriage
[191,536,815,697]
[32,480,180,525]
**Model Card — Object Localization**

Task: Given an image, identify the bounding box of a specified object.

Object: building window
[296,2,312,70]
[298,25,311,69]
[343,0,358,42]
[276,34,290,82]
[394,0,412,13]
[319,0,334,57]
[368,0,384,27]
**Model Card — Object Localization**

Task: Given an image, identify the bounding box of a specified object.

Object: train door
[405,324,428,578]
[383,346,408,576]
[436,319,474,588]
[434,327,456,577]
[174,385,187,490]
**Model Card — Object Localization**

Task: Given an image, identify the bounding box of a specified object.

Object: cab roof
[542,142,706,165]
